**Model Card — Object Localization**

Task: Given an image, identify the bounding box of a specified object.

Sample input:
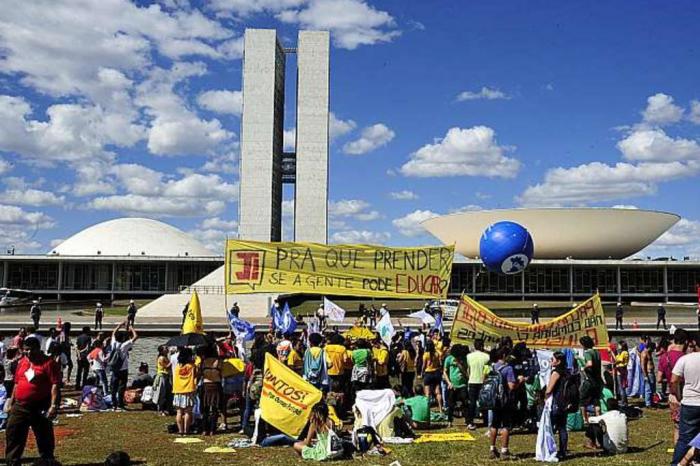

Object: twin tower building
[239,29,330,244]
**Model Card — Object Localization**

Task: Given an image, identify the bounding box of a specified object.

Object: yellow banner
[260,353,323,437]
[225,239,454,299]
[450,294,609,349]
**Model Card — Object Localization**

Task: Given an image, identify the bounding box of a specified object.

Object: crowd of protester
[1,300,700,465]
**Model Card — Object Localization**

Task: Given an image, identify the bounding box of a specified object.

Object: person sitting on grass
[401,384,430,429]
[293,402,335,460]
[584,398,628,454]
[172,347,197,436]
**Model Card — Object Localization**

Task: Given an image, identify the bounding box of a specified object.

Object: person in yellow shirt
[325,333,349,381]
[422,339,443,411]
[172,347,198,435]
[397,342,417,396]
[372,339,390,389]
[287,339,305,374]
[614,341,629,406]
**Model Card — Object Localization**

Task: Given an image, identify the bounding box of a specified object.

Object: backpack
[108,345,125,371]
[305,349,324,385]
[478,365,509,410]
[555,372,580,414]
[352,425,382,454]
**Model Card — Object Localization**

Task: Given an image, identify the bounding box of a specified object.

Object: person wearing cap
[657,303,667,330]
[126,299,137,331]
[29,301,41,329]
[530,304,539,324]
[94,302,104,330]
[615,302,624,330]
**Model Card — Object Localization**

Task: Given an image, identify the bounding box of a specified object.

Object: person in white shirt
[585,398,628,454]
[109,322,138,411]
[671,345,700,465]
[0,335,6,365]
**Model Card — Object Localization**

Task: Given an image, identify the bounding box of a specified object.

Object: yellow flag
[182,291,204,334]
[260,353,322,437]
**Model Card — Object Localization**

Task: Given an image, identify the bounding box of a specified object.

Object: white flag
[375,311,395,346]
[407,310,436,325]
[323,297,346,322]
[536,349,554,388]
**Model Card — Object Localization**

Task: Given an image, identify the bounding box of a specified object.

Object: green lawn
[8,402,674,466]
[66,299,154,318]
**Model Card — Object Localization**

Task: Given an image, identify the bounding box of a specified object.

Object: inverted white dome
[422,208,679,260]
[48,218,217,257]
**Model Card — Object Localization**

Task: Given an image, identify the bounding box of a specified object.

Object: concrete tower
[239,29,329,244]
[239,29,286,242]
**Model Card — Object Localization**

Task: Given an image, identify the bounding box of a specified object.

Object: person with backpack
[545,351,571,460]
[486,347,525,460]
[303,333,329,391]
[351,339,373,394]
[75,327,92,390]
[579,335,603,423]
[109,322,138,411]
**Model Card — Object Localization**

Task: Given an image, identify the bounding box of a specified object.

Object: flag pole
[223,235,229,316]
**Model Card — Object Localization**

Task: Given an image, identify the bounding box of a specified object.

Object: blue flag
[273,302,297,335]
[228,312,256,342]
[432,312,444,335]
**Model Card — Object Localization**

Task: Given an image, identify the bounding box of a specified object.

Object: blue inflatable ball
[479,221,534,275]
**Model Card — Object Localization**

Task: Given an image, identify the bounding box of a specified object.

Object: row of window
[2,262,220,292]
[449,265,700,295]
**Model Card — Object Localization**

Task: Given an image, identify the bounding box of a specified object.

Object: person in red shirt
[5,336,61,466]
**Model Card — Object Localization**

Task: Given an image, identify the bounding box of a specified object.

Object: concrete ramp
[139,265,275,319]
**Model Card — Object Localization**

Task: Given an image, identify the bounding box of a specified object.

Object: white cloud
[0,205,55,252]
[329,199,379,221]
[617,128,700,162]
[389,190,418,200]
[209,0,305,17]
[400,126,520,178]
[189,217,238,252]
[456,87,510,101]
[392,209,439,237]
[50,238,65,248]
[200,217,238,231]
[517,161,695,206]
[282,199,295,217]
[137,64,233,156]
[283,129,296,152]
[0,189,65,207]
[331,229,390,244]
[197,90,242,115]
[641,93,684,126]
[653,219,700,247]
[277,0,400,50]
[343,123,394,155]
[86,164,238,217]
[330,112,356,140]
[89,194,226,217]
[0,0,234,98]
[611,205,638,209]
[690,100,700,125]
[0,159,11,175]
[449,204,482,214]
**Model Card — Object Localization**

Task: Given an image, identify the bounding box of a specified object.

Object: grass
[66,299,154,318]
[7,401,674,465]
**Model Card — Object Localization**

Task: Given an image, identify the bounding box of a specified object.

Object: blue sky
[0,0,699,257]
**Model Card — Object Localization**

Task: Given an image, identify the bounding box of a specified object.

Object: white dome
[48,218,217,257]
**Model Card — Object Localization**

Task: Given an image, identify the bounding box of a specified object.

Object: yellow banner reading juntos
[225,239,454,299]
[450,294,609,349]
[261,353,323,437]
